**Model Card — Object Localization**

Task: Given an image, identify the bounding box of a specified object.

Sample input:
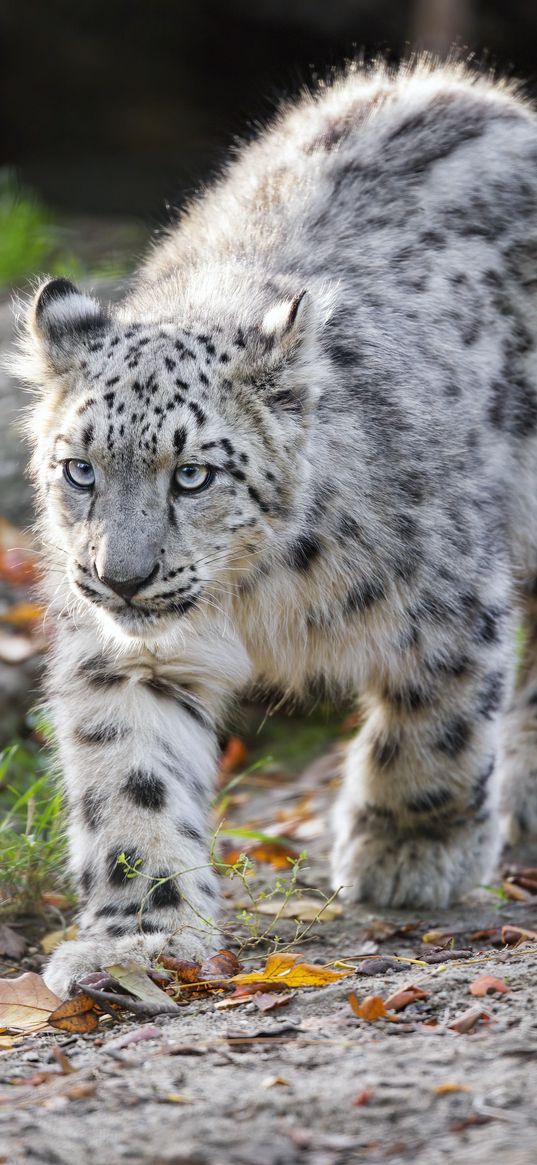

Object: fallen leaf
[422,950,473,964]
[384,985,428,1011]
[41,924,78,955]
[219,736,249,777]
[434,1082,472,1095]
[262,1075,290,1088]
[41,892,72,910]
[65,1082,97,1100]
[223,841,300,870]
[353,1088,375,1106]
[469,975,508,997]
[199,950,242,979]
[1,602,43,627]
[247,895,342,921]
[104,1024,161,1050]
[0,973,61,1033]
[105,962,180,1010]
[232,952,353,989]
[0,924,27,960]
[50,1045,75,1073]
[349,992,390,1021]
[161,1093,192,1105]
[355,957,407,975]
[0,1034,23,1049]
[448,1007,491,1034]
[49,994,100,1034]
[254,992,293,1012]
[214,993,255,1010]
[502,880,533,902]
[157,956,201,982]
[501,925,537,945]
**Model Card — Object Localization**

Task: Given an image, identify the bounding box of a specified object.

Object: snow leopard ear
[261,289,312,350]
[24,278,110,381]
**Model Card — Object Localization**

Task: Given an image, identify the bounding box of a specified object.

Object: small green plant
[0,170,133,289]
[0,722,68,915]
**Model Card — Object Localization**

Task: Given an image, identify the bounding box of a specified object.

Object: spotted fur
[13,59,537,995]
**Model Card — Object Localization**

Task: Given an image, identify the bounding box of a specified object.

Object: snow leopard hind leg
[501,580,537,843]
[331,567,515,909]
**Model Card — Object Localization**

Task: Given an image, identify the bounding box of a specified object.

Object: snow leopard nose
[99,564,159,601]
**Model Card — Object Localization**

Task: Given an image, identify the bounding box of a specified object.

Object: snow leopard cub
[15,61,537,996]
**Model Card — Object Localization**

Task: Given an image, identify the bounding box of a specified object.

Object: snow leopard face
[23,279,316,638]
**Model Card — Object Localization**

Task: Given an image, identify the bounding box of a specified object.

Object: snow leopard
[13,59,537,997]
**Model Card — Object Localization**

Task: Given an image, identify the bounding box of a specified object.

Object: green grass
[0,717,69,916]
[0,170,132,289]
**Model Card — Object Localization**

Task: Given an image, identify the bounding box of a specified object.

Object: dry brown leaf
[353,1088,375,1106]
[502,880,533,902]
[219,736,249,777]
[41,892,72,910]
[469,975,508,997]
[41,924,78,955]
[232,952,353,990]
[434,1083,472,1095]
[157,955,201,982]
[49,994,100,1034]
[254,992,293,1012]
[0,973,61,1033]
[448,1007,491,1034]
[501,924,537,945]
[199,950,241,979]
[384,984,428,1011]
[349,992,390,1021]
[65,1082,97,1100]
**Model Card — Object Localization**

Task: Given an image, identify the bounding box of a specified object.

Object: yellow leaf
[0,1034,23,1049]
[163,1093,192,1104]
[2,602,43,627]
[434,1083,472,1095]
[348,992,389,1021]
[41,924,78,955]
[0,972,61,1033]
[232,952,353,989]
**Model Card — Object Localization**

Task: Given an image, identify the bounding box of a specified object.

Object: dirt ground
[1,747,537,1165]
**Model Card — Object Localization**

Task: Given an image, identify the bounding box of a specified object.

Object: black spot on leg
[406,786,453,814]
[470,759,494,812]
[150,876,181,909]
[106,923,130,937]
[107,847,141,886]
[80,867,94,895]
[123,769,167,811]
[81,787,104,830]
[478,673,505,718]
[434,716,471,759]
[370,735,400,770]
[75,724,125,746]
[176,822,205,845]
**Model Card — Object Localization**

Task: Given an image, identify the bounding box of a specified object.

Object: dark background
[1,0,536,224]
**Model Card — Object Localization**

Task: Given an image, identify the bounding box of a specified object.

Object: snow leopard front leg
[44,626,229,998]
[331,583,514,909]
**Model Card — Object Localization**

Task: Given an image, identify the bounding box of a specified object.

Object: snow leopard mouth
[73,576,199,626]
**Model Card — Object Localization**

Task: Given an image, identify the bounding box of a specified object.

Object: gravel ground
[1,754,536,1165]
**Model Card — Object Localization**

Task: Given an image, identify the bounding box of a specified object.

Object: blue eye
[63,459,95,489]
[174,464,213,492]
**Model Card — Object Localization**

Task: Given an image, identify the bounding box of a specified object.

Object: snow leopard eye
[63,459,95,490]
[174,464,213,492]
